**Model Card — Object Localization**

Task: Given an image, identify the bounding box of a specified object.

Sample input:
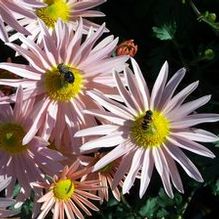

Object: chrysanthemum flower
[0,20,128,154]
[0,176,17,217]
[8,0,107,43]
[0,0,45,42]
[34,160,101,219]
[76,58,219,198]
[0,87,64,201]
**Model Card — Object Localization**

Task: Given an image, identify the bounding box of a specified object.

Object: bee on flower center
[57,63,75,84]
[142,110,153,130]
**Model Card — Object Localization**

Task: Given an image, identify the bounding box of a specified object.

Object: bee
[57,63,75,84]
[142,110,153,130]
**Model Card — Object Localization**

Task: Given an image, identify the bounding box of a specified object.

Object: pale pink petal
[83,109,126,125]
[172,129,219,142]
[168,95,211,120]
[168,136,215,158]
[162,148,184,193]
[93,142,133,172]
[153,147,174,198]
[87,90,132,119]
[22,98,50,145]
[163,81,199,114]
[139,149,154,198]
[123,148,144,194]
[171,113,219,128]
[112,149,136,189]
[81,132,126,152]
[130,58,150,110]
[150,61,168,110]
[165,143,203,182]
[75,124,119,137]
[0,62,41,80]
[160,67,186,109]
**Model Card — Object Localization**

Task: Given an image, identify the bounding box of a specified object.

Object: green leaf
[152,22,176,40]
[139,197,158,217]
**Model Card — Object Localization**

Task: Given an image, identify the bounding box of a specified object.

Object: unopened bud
[116,39,138,57]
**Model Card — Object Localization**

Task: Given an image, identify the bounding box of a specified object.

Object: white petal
[153,147,174,198]
[161,68,186,110]
[165,143,203,182]
[131,58,150,110]
[150,61,168,110]
[75,124,119,137]
[171,113,219,129]
[93,142,133,171]
[139,149,154,198]
[168,136,215,158]
[80,133,125,151]
[163,81,199,114]
[123,148,144,194]
[172,129,219,142]
[83,109,126,125]
[87,90,132,120]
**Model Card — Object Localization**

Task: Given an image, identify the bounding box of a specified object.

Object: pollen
[53,178,75,200]
[130,111,170,148]
[44,65,84,102]
[36,0,70,28]
[0,123,27,154]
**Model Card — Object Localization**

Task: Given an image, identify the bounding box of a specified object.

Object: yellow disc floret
[130,111,170,148]
[44,65,84,102]
[0,123,27,154]
[36,0,70,28]
[53,179,75,200]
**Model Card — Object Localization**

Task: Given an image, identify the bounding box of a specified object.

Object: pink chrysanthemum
[0,176,17,218]
[0,0,45,42]
[8,0,107,43]
[76,58,219,198]
[0,20,128,154]
[34,160,102,219]
[0,87,64,201]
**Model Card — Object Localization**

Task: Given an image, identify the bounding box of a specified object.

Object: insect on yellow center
[44,64,84,102]
[36,0,70,28]
[130,111,170,148]
[53,179,75,200]
[0,123,27,154]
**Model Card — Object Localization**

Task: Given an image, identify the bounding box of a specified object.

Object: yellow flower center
[36,0,70,28]
[44,64,84,102]
[130,111,170,148]
[0,123,27,154]
[53,179,75,200]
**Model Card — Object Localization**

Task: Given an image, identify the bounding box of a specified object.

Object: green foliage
[152,22,176,40]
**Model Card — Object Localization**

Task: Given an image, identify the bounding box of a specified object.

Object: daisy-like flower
[34,160,101,219]
[0,87,64,201]
[75,58,219,198]
[0,20,128,154]
[0,176,17,218]
[0,0,45,42]
[8,0,107,43]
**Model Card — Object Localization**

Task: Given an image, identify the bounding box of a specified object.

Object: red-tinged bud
[116,39,138,57]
